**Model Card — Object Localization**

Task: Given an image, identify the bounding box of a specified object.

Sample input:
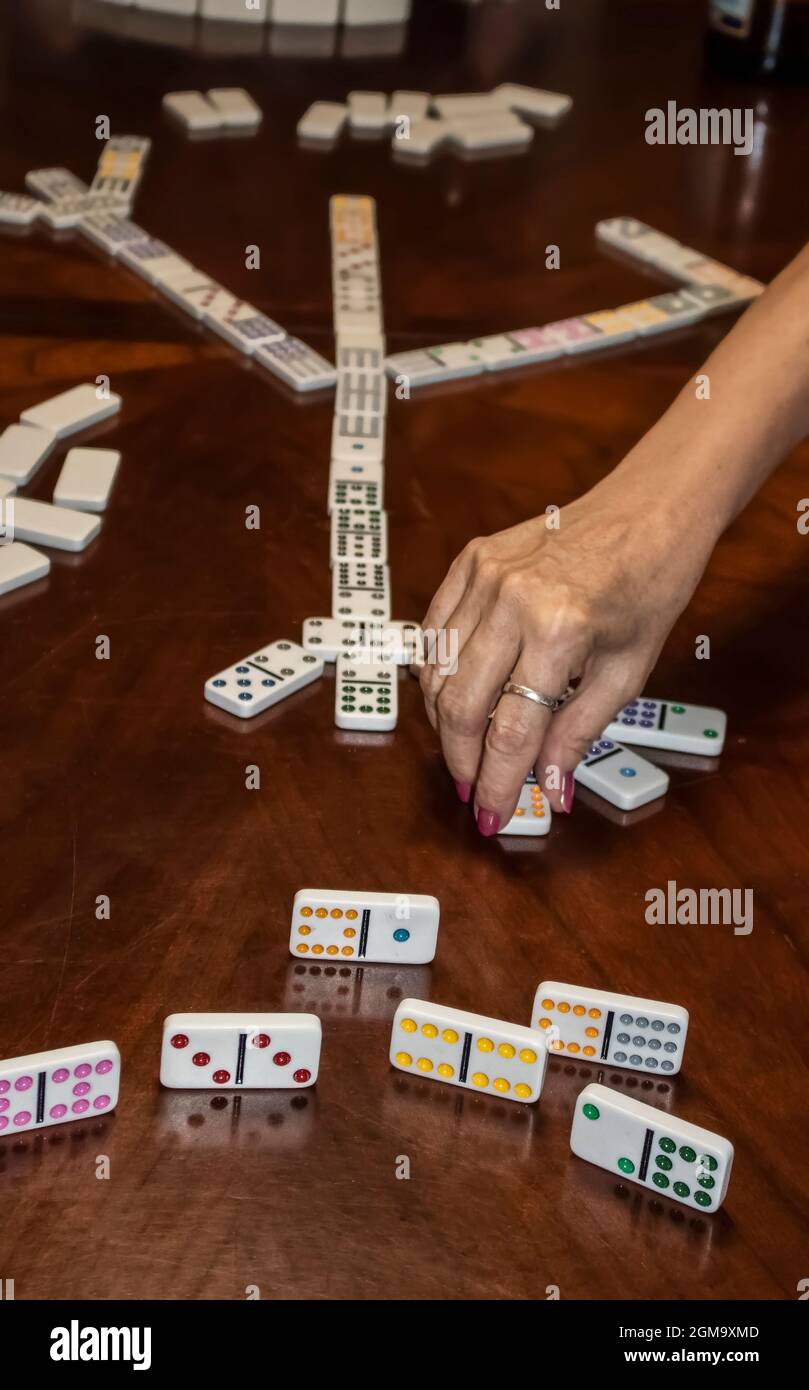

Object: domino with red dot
[159,1014,321,1089]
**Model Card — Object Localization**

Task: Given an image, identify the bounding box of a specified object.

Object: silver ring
[501,680,564,713]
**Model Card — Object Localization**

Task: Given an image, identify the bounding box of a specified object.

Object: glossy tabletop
[1,0,807,1301]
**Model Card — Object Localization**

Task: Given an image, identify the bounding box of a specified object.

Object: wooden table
[1,0,807,1302]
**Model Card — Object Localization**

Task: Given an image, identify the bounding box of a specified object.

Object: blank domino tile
[494,83,573,122]
[389,91,431,124]
[0,477,16,499]
[335,654,398,731]
[499,774,551,837]
[390,999,548,1103]
[298,102,348,142]
[448,112,533,153]
[392,118,450,158]
[344,0,410,21]
[291,889,439,964]
[0,1041,120,1134]
[53,448,121,513]
[0,542,50,597]
[570,1083,733,1212]
[533,983,688,1073]
[604,697,727,756]
[303,617,420,664]
[347,92,389,133]
[6,497,101,552]
[206,89,262,130]
[274,0,340,21]
[330,506,388,564]
[332,560,391,621]
[0,424,56,484]
[162,91,221,133]
[432,93,506,119]
[19,383,121,439]
[204,638,323,719]
[574,738,669,811]
[159,1014,320,1090]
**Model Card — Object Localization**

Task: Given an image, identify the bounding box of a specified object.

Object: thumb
[537,661,649,813]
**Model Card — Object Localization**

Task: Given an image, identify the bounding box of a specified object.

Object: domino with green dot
[335,653,397,731]
[604,697,727,756]
[570,1083,733,1213]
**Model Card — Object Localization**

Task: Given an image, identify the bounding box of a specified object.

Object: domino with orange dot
[390,999,547,1103]
[159,1014,321,1089]
[499,773,552,836]
[291,890,439,964]
[533,982,688,1075]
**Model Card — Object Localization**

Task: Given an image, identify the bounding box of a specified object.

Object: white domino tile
[19,383,121,439]
[574,738,669,811]
[204,638,323,719]
[303,617,420,664]
[159,1014,321,1089]
[332,560,391,622]
[0,542,50,596]
[5,497,101,552]
[603,697,727,756]
[330,505,388,564]
[570,1083,733,1212]
[290,889,439,964]
[499,774,552,836]
[0,424,57,485]
[53,448,121,513]
[335,653,398,731]
[0,1041,120,1134]
[533,982,688,1073]
[390,999,548,1103]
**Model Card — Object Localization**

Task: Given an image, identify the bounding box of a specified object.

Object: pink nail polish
[454,780,472,804]
[477,808,500,837]
[561,772,575,813]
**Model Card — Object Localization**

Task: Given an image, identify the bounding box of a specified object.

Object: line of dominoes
[299,83,572,157]
[0,137,337,396]
[81,0,413,33]
[383,217,764,389]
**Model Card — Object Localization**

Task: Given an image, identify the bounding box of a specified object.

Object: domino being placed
[303,617,421,664]
[0,192,42,226]
[160,1014,320,1089]
[204,638,323,719]
[330,506,388,564]
[162,91,221,134]
[332,560,391,622]
[20,383,121,439]
[575,738,669,811]
[4,498,101,552]
[297,102,348,143]
[604,697,727,756]
[53,448,121,513]
[0,423,56,484]
[493,83,573,122]
[533,982,688,1073]
[347,91,389,133]
[0,542,50,597]
[499,774,551,836]
[206,89,262,130]
[390,999,548,1104]
[255,338,336,391]
[570,1083,733,1212]
[384,343,484,386]
[0,1041,120,1134]
[335,653,398,731]
[290,889,439,964]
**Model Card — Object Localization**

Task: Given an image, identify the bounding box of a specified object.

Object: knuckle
[486,713,533,758]
[436,684,481,739]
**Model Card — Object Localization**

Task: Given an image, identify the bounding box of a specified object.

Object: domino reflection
[384,1072,538,1165]
[156,1091,316,1151]
[283,962,432,1021]
[573,785,668,827]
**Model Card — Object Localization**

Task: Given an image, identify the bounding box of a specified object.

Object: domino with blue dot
[290,890,440,964]
[574,738,669,811]
[204,639,323,719]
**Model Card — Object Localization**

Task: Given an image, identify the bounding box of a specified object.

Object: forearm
[596,242,809,548]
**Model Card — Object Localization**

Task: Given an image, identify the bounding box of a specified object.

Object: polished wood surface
[1,0,807,1301]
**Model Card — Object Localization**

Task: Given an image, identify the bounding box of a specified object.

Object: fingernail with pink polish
[477,808,500,837]
[454,780,472,803]
[561,772,575,814]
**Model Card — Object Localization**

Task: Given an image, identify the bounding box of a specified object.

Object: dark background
[1,0,807,1300]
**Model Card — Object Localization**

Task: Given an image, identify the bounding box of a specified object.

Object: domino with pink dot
[0,1041,120,1135]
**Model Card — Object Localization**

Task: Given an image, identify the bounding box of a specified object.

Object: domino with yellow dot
[499,773,551,836]
[390,999,547,1103]
[571,1083,733,1212]
[534,981,688,1075]
[291,890,440,964]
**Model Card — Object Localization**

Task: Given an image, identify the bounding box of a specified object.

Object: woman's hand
[419,475,718,833]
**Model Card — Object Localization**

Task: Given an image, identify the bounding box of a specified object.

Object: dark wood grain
[1,0,807,1302]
